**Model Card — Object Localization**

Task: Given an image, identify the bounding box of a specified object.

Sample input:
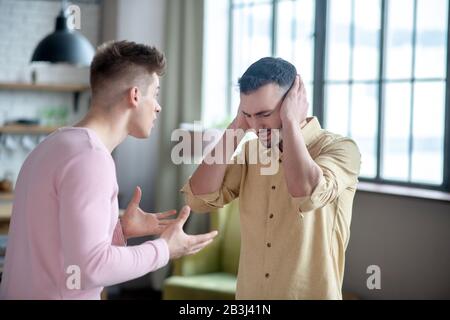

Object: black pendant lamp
[31,2,94,66]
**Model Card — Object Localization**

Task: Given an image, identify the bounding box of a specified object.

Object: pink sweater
[0,127,169,299]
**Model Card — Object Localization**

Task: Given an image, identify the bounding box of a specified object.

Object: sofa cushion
[163,272,236,300]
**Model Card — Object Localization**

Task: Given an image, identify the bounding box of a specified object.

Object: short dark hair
[238,57,297,95]
[90,40,166,96]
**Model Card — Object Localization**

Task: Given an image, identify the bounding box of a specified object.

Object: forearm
[282,119,322,197]
[75,239,169,290]
[190,125,243,195]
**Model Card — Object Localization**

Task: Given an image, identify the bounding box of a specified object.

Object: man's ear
[128,86,140,108]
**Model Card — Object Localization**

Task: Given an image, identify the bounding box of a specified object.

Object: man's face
[129,73,161,138]
[239,83,284,147]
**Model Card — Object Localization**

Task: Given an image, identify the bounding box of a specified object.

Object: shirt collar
[301,116,322,147]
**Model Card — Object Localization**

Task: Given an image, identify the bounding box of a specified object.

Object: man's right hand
[229,106,249,131]
[160,205,218,259]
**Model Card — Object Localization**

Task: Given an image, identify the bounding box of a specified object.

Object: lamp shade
[31,9,94,66]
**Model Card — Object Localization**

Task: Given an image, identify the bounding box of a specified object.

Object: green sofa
[162,200,240,300]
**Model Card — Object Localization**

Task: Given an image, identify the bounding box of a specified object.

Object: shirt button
[267,243,271,248]
[269,214,274,219]
[278,159,282,163]
[265,273,270,278]
[271,186,276,190]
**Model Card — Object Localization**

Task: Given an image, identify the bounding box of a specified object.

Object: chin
[130,128,151,139]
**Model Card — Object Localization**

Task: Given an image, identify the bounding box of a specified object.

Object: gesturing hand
[121,186,177,239]
[160,205,218,259]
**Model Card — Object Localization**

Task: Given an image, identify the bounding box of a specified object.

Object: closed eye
[257,111,275,118]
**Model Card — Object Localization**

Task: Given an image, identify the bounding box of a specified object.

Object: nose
[247,117,259,130]
[249,118,267,132]
[155,103,161,113]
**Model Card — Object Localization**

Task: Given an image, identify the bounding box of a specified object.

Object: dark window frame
[227,0,450,192]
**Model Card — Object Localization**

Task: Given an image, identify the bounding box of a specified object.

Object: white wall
[344,191,450,299]
[102,0,166,213]
[100,0,168,291]
[0,0,99,184]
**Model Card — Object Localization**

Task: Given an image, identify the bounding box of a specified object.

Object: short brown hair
[90,40,166,96]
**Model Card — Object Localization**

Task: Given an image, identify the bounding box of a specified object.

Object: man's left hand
[121,186,177,240]
[280,75,309,125]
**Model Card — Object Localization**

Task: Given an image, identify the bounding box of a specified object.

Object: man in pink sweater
[0,41,217,299]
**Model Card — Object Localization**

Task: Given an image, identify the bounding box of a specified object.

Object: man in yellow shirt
[181,57,361,299]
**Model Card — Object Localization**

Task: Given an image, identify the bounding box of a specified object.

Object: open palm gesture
[121,186,177,239]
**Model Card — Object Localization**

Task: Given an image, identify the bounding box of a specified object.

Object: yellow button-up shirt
[181,117,361,300]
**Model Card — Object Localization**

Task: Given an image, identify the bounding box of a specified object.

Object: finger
[157,210,177,219]
[189,230,218,246]
[189,239,214,254]
[289,74,300,95]
[296,74,303,91]
[129,186,142,208]
[189,248,204,256]
[298,76,307,97]
[176,205,191,225]
[189,238,214,253]
[158,219,177,225]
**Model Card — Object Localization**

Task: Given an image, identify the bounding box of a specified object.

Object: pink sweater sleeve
[112,221,127,246]
[57,149,169,290]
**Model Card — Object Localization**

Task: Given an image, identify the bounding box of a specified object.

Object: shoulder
[315,130,361,161]
[51,129,114,178]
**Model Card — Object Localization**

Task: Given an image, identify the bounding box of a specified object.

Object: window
[203,0,315,127]
[203,0,450,191]
[324,0,449,188]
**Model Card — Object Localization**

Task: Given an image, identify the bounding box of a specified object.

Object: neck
[74,104,129,153]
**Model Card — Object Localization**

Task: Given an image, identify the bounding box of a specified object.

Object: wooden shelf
[0,125,60,135]
[0,82,90,92]
[0,202,12,220]
[0,193,13,201]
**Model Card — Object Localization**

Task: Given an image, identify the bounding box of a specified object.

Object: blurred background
[0,0,449,300]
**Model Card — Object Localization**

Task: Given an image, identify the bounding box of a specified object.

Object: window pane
[385,0,414,80]
[231,85,241,116]
[276,0,315,83]
[306,83,313,117]
[324,84,350,136]
[326,0,352,81]
[353,0,381,81]
[233,0,272,5]
[203,0,229,127]
[350,84,378,178]
[382,82,412,181]
[415,0,449,79]
[231,2,272,114]
[411,82,445,184]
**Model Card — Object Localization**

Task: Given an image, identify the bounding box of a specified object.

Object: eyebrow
[242,108,276,117]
